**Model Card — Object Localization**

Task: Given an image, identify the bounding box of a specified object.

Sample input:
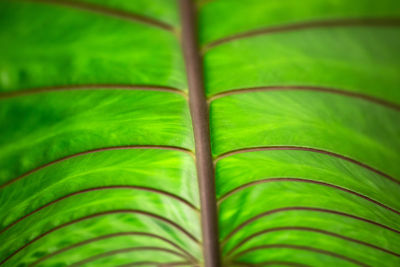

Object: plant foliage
[1,0,400,266]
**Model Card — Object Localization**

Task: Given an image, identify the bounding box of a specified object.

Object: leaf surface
[1,0,400,266]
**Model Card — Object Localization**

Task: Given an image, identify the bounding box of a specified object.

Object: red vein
[218,177,400,216]
[0,210,199,265]
[22,0,175,32]
[214,146,399,185]
[31,232,196,266]
[69,247,188,267]
[207,85,400,111]
[0,84,186,99]
[226,226,400,258]
[203,18,400,52]
[0,186,198,235]
[221,206,400,245]
[233,244,370,267]
[0,145,193,189]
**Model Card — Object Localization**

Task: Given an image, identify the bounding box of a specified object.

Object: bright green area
[35,235,184,266]
[76,249,185,267]
[198,0,400,44]
[0,0,199,265]
[218,180,400,236]
[210,91,400,177]
[215,150,400,211]
[204,27,400,103]
[76,0,180,27]
[1,0,400,266]
[222,209,400,260]
[2,189,200,266]
[0,0,186,92]
[219,181,400,265]
[4,212,199,266]
[0,90,194,184]
[234,246,366,267]
[0,89,199,265]
[233,230,399,266]
[0,149,198,223]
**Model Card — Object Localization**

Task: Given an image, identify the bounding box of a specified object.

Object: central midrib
[179,0,221,266]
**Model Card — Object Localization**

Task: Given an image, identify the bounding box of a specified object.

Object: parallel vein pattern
[0,0,201,266]
[202,0,400,266]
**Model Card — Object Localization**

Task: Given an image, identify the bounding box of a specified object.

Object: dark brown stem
[179,0,220,266]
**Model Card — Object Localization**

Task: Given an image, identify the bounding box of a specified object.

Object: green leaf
[1,0,400,266]
[0,0,186,91]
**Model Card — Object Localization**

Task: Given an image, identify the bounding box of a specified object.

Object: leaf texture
[0,0,200,266]
[1,0,400,266]
[202,0,400,265]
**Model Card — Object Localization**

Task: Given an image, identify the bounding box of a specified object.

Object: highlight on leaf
[0,0,399,266]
